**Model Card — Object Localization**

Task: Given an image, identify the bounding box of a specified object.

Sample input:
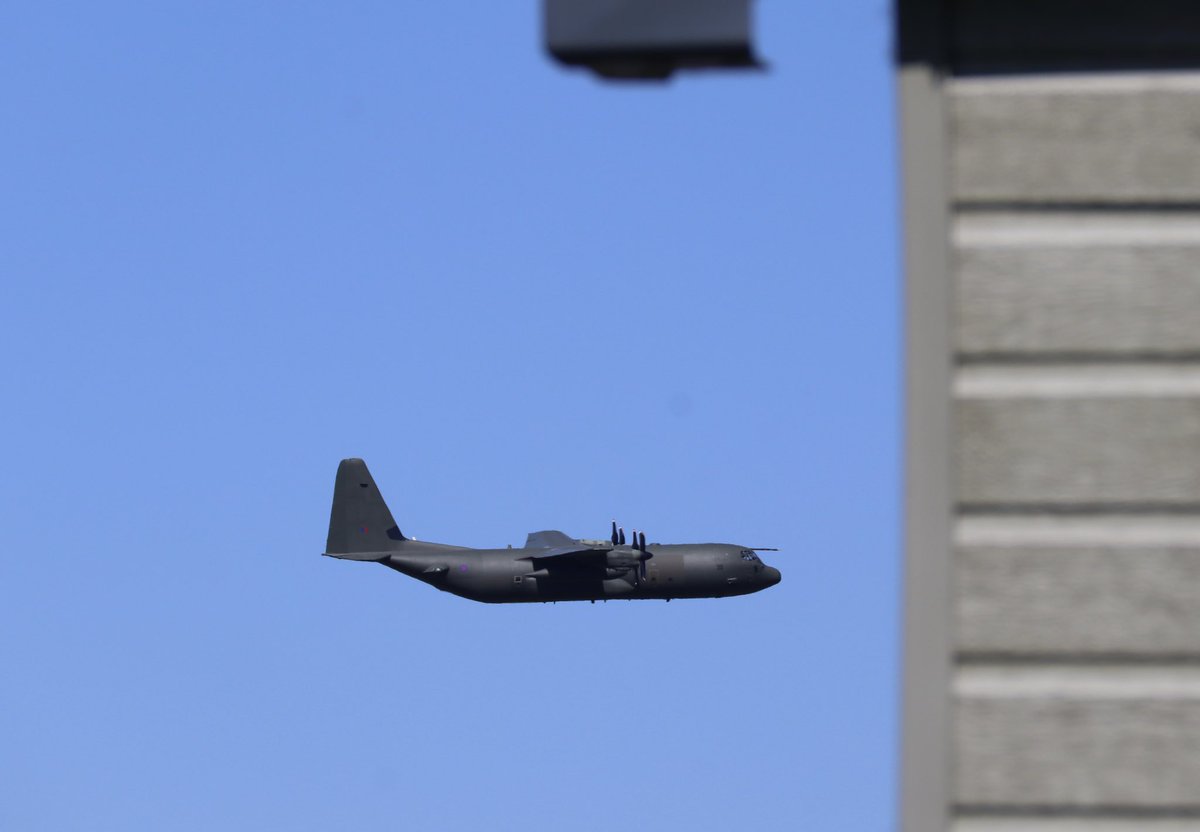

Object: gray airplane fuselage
[376,540,781,604]
[323,458,782,604]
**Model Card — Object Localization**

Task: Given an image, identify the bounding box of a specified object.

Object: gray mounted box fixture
[545,0,760,80]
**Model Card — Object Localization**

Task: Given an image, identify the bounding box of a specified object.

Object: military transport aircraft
[324,458,782,604]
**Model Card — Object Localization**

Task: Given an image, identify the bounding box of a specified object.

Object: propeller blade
[611,520,619,546]
[618,526,626,546]
[638,531,646,551]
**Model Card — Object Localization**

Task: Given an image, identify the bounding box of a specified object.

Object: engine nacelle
[606,549,648,568]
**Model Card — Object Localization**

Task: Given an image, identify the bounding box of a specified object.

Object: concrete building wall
[898,6,1200,830]
[948,73,1200,829]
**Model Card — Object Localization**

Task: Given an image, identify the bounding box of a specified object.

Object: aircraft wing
[522,530,609,568]
[518,546,609,572]
[524,530,578,548]
[526,546,606,560]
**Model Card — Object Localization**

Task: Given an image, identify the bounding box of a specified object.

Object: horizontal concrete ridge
[957,515,1200,547]
[960,513,1200,657]
[957,666,1200,698]
[955,820,1200,832]
[956,519,1200,656]
[951,72,1200,203]
[955,212,1200,247]
[955,213,1200,356]
[955,666,1200,808]
[957,390,1200,505]
[956,365,1200,398]
[953,74,1200,95]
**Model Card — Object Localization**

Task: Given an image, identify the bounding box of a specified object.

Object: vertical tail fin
[324,458,406,560]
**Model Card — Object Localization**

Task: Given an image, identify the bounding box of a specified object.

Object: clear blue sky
[1,3,898,830]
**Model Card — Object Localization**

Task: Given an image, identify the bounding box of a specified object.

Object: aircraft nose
[763,566,781,587]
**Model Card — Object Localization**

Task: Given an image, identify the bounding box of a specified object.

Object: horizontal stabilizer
[324,550,390,562]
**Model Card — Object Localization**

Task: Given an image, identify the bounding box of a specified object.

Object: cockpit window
[740,549,759,562]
